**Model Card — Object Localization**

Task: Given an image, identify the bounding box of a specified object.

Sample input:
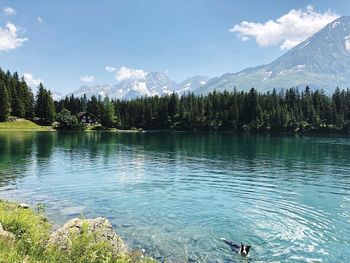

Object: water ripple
[1,132,350,262]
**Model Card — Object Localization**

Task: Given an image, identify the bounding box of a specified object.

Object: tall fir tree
[100,97,116,128]
[35,83,56,125]
[0,82,11,121]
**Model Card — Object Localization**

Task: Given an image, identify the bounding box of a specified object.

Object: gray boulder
[48,217,126,255]
[18,203,29,209]
[0,222,16,242]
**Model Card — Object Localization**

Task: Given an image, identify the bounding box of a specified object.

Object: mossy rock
[49,217,126,256]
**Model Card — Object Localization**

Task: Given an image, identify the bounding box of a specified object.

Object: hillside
[197,16,350,94]
[0,119,52,131]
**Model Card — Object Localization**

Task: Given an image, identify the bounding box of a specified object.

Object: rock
[0,223,16,243]
[18,203,29,209]
[49,217,126,255]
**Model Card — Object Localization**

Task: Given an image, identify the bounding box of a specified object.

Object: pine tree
[0,82,11,121]
[11,72,26,117]
[51,85,350,133]
[100,97,115,128]
[35,83,56,125]
[168,92,179,125]
[21,79,35,119]
[87,95,101,123]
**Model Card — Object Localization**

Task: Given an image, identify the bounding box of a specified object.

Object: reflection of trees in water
[1,131,350,188]
[36,132,56,159]
[0,132,57,186]
[112,133,350,162]
[0,132,36,186]
[112,132,350,184]
[55,132,118,161]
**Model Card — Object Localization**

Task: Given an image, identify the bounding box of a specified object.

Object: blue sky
[0,0,349,94]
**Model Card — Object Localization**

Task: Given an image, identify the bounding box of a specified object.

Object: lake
[0,131,349,262]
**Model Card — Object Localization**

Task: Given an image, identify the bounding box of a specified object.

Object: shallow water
[0,131,350,262]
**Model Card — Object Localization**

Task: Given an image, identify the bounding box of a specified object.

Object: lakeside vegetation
[50,86,350,134]
[0,200,154,263]
[2,68,350,133]
[0,118,51,131]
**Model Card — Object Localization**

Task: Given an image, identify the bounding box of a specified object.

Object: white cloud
[0,22,28,51]
[105,66,116,72]
[80,75,95,82]
[23,73,43,86]
[37,17,43,23]
[3,7,16,16]
[115,66,146,81]
[231,5,339,50]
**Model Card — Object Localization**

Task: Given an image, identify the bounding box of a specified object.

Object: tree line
[2,68,350,133]
[0,68,55,125]
[56,86,350,133]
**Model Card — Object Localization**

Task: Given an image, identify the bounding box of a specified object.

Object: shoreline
[0,119,349,136]
[0,199,155,263]
[2,128,349,136]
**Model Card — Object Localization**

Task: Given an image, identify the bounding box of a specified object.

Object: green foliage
[3,66,350,133]
[0,200,51,259]
[36,203,46,213]
[100,97,116,128]
[0,69,36,121]
[87,95,102,123]
[0,82,10,121]
[56,109,81,130]
[54,86,350,133]
[35,83,56,125]
[0,200,155,263]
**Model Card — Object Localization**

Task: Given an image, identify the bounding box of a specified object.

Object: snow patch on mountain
[346,39,350,50]
[198,16,350,94]
[66,73,209,100]
[51,91,63,101]
[298,41,310,50]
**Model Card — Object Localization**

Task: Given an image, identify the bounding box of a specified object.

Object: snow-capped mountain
[177,75,210,94]
[50,91,63,101]
[198,16,350,94]
[65,72,209,100]
[61,16,350,100]
[143,72,178,96]
[68,84,113,99]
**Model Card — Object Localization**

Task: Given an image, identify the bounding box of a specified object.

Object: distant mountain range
[58,16,350,101]
[65,73,209,100]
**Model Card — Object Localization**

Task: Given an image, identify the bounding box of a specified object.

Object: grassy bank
[0,119,52,131]
[0,200,154,263]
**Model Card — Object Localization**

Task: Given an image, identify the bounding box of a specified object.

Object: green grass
[0,200,155,263]
[0,119,52,131]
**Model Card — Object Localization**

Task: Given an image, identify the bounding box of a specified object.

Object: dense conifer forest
[0,68,54,125]
[1,68,350,133]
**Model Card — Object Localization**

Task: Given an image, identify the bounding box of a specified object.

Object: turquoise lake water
[0,131,349,262]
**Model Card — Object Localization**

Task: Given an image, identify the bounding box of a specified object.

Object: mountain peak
[65,17,350,100]
[332,15,350,23]
[198,16,350,94]
[146,71,168,79]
